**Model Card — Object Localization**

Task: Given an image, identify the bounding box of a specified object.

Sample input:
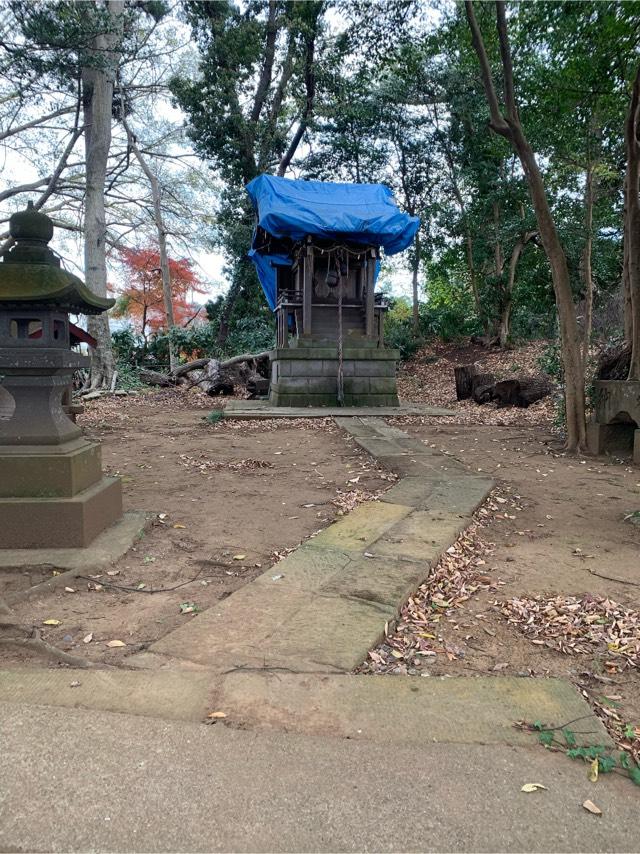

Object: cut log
[492,379,521,407]
[470,334,500,348]
[493,376,552,408]
[138,368,176,387]
[454,364,477,400]
[471,372,496,404]
[515,376,552,408]
[247,376,270,398]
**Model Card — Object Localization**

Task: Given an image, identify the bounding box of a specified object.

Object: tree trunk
[623,189,633,344]
[82,0,124,389]
[121,107,177,371]
[624,65,640,380]
[412,232,421,333]
[514,129,587,449]
[498,231,536,347]
[465,1,587,451]
[581,164,595,367]
[493,200,503,280]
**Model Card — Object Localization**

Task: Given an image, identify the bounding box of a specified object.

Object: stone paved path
[0,414,618,852]
[137,417,494,673]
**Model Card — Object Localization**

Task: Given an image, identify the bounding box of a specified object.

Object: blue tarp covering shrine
[246,174,420,309]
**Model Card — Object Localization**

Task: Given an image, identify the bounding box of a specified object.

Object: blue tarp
[246,175,420,309]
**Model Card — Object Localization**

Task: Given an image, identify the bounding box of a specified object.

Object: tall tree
[173,0,325,346]
[465,0,587,450]
[82,0,126,389]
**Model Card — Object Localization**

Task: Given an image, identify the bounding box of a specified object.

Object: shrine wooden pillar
[303,239,313,336]
[365,248,376,338]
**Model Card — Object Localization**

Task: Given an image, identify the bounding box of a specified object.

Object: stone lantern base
[0,439,123,549]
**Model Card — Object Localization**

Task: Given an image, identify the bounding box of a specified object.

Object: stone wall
[269,346,400,407]
[587,380,640,464]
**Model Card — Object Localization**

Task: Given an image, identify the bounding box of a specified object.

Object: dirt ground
[3,342,639,751]
[2,390,392,667]
[365,414,640,749]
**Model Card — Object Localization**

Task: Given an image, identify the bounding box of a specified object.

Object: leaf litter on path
[358,490,512,674]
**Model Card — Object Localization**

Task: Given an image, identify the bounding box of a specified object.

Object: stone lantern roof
[0,202,114,315]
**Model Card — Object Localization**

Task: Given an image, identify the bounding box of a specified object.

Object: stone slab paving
[216,672,612,747]
[0,666,610,753]
[142,417,493,674]
[222,399,455,418]
[0,668,213,721]
[0,417,608,762]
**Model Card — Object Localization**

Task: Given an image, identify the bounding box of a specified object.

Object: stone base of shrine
[269,346,400,407]
[587,380,640,464]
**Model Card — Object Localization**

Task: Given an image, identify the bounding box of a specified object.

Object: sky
[0,4,419,313]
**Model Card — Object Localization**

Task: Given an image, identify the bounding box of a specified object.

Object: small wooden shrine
[246,176,419,407]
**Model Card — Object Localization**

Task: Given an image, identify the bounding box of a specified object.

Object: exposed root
[0,623,101,669]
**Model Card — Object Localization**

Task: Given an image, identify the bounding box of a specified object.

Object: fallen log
[138,352,271,396]
[471,372,496,405]
[138,368,176,387]
[596,344,631,380]
[492,376,552,408]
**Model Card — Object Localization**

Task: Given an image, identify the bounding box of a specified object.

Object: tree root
[0,624,101,668]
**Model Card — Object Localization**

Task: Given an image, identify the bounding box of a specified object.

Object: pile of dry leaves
[500,594,640,673]
[396,339,556,427]
[360,492,511,675]
[179,453,274,473]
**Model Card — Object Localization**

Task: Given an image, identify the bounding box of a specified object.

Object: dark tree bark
[465,1,587,451]
[454,364,477,400]
[624,64,640,380]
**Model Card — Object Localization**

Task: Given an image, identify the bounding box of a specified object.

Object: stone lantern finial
[4,201,58,266]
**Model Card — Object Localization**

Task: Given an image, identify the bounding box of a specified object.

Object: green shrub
[384,299,422,360]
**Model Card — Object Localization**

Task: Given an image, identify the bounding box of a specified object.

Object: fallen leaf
[521,783,548,792]
[179,602,199,614]
[582,799,602,815]
[207,711,227,719]
[589,758,599,783]
[106,639,126,648]
[106,569,120,576]
[83,633,93,644]
[43,619,61,626]
[173,523,186,529]
[233,554,246,560]
[64,587,75,593]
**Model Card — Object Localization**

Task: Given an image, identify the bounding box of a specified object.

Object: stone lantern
[0,203,123,548]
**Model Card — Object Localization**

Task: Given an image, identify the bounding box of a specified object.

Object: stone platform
[0,511,150,604]
[269,345,400,406]
[222,399,455,419]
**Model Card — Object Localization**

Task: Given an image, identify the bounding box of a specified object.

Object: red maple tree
[114,247,206,339]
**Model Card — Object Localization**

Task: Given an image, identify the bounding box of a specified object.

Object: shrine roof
[246,175,419,256]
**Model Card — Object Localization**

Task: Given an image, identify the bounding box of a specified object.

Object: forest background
[1,0,640,442]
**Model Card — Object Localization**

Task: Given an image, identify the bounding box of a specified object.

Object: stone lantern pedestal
[0,204,123,548]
